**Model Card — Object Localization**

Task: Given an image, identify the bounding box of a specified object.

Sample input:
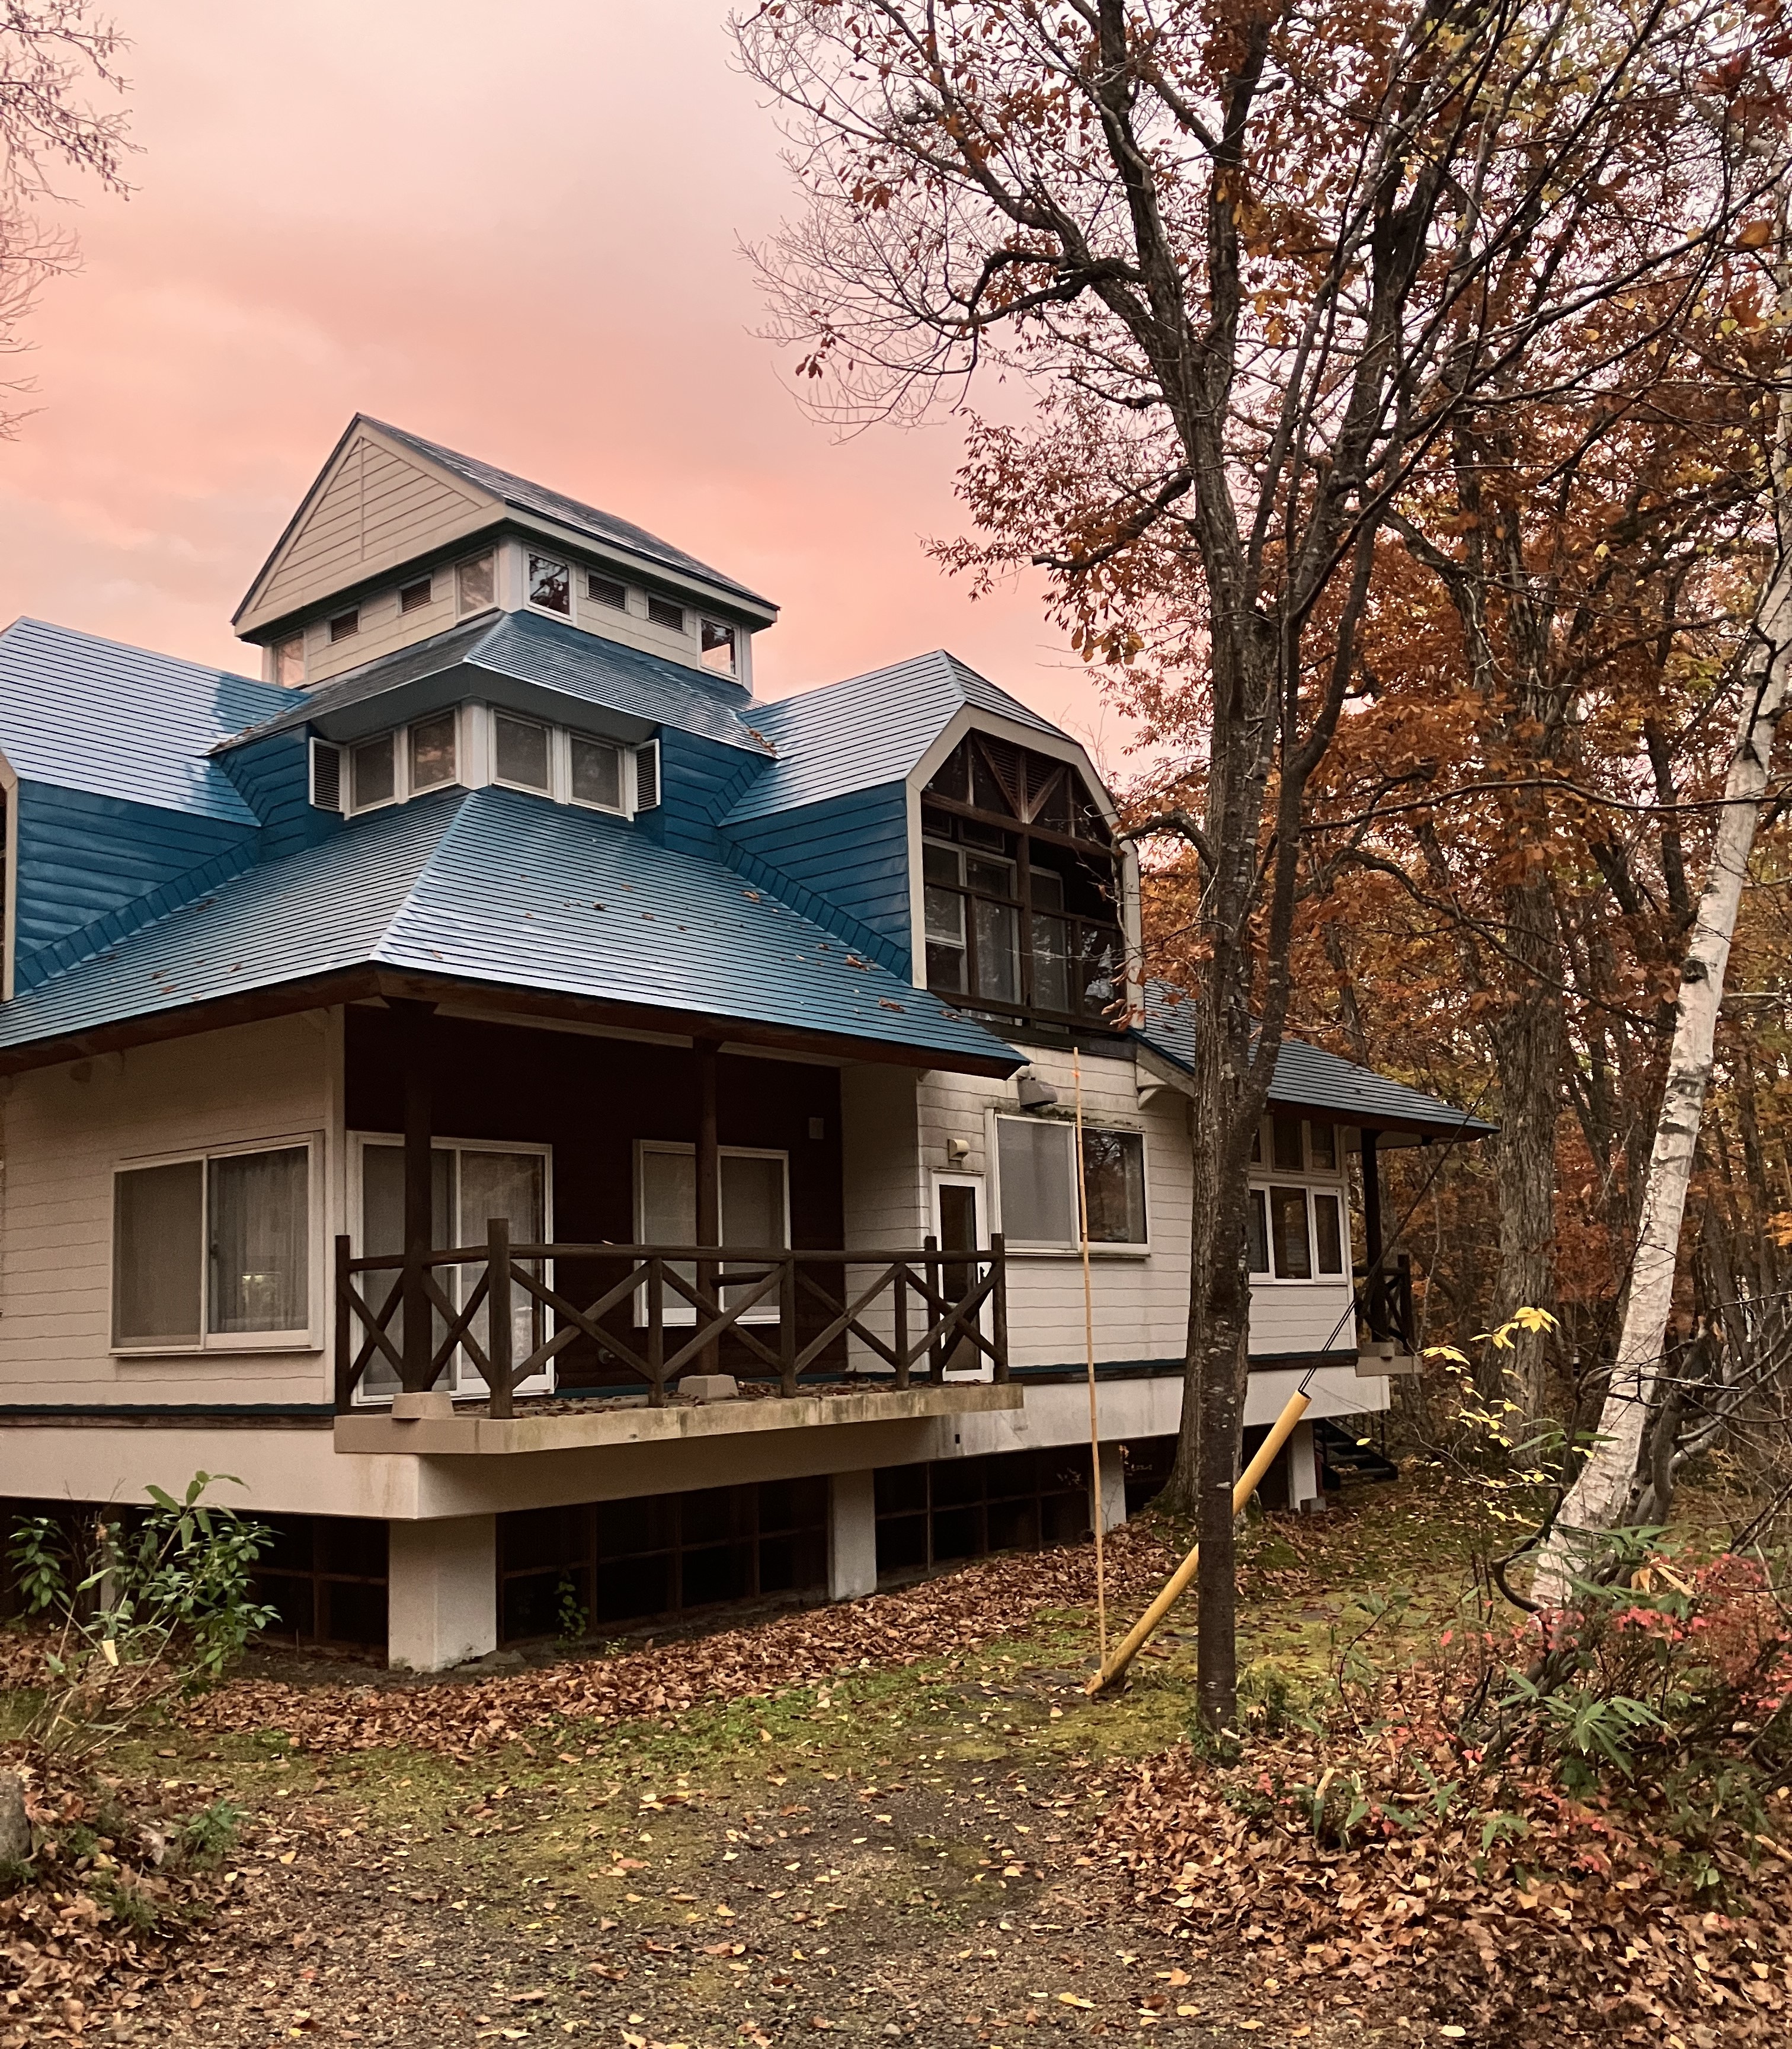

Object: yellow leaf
[1058,1993,1095,2009]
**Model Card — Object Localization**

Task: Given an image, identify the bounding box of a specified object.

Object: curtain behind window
[208,1146,309,1335]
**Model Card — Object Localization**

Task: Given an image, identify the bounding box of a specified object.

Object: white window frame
[566,730,628,817]
[110,1134,323,1357]
[343,712,462,817]
[524,550,574,621]
[699,618,738,676]
[456,549,498,619]
[988,1112,1151,1257]
[345,1132,555,1404]
[491,709,555,797]
[1247,1177,1351,1286]
[633,1140,792,1326]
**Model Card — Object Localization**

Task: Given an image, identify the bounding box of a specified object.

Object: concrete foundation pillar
[828,1469,878,1602]
[1096,1442,1128,1533]
[1288,1420,1323,1513]
[387,1514,498,1672]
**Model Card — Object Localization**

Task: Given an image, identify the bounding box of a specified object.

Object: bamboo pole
[1073,1051,1107,1666]
[1084,1384,1312,1696]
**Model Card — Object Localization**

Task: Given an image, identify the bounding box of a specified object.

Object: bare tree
[735,0,1790,1727]
[0,4,132,431]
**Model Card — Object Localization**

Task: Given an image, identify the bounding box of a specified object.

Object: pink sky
[0,1,1134,768]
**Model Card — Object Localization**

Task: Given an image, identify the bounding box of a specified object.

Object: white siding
[0,1014,340,1408]
[908,1047,1358,1372]
[239,429,495,640]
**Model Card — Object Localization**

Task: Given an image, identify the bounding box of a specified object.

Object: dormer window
[700,619,736,676]
[456,552,495,616]
[647,596,686,633]
[408,711,457,792]
[274,635,305,688]
[350,732,396,810]
[399,575,433,615]
[329,608,360,643]
[587,571,626,610]
[494,711,551,792]
[527,553,572,617]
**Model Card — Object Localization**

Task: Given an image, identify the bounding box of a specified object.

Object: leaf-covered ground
[2,1475,1614,2047]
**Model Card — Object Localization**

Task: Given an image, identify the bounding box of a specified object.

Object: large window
[113,1142,315,1351]
[1246,1116,1348,1284]
[921,733,1124,1031]
[352,1137,551,1401]
[635,1141,790,1324]
[993,1115,1147,1251]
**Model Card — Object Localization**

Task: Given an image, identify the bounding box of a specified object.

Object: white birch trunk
[1534,375,1792,1604]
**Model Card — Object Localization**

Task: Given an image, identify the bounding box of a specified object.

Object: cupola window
[527,553,571,617]
[456,552,496,615]
[274,635,305,688]
[700,619,737,676]
[350,732,396,810]
[494,711,551,792]
[570,734,623,810]
[408,711,457,792]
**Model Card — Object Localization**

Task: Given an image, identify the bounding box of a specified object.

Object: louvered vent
[633,740,660,812]
[309,739,344,812]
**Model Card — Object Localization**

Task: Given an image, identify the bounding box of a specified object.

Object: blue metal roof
[218,610,773,758]
[367,419,776,613]
[0,619,287,822]
[724,650,1069,824]
[0,787,1020,1072]
[1135,984,1495,1138]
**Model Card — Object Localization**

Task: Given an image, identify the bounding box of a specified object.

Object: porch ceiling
[0,787,1021,1078]
[334,1380,1022,1457]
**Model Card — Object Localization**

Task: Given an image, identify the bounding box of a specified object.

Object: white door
[931,1172,991,1382]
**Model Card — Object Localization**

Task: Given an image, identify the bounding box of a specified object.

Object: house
[0,417,1490,1668]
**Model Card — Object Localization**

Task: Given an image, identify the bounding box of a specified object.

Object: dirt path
[130,1660,1375,2047]
[51,1486,1486,2046]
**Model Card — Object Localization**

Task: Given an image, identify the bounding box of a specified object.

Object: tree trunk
[1535,427,1792,1596]
[1482,875,1564,1433]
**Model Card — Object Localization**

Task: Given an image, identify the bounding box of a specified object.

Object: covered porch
[332,998,1012,1420]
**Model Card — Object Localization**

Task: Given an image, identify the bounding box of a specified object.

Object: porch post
[1359,1131,1384,1270]
[393,999,437,1395]
[695,1035,721,1380]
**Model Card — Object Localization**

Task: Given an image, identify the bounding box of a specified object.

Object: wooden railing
[1356,1251,1416,1353]
[334,1230,1009,1416]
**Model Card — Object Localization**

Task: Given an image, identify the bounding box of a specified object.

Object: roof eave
[0,966,1020,1081]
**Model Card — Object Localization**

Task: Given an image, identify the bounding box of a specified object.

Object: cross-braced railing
[1356,1251,1416,1353]
[334,1229,1009,1415]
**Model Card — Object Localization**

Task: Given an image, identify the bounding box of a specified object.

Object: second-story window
[275,635,305,688]
[921,734,1123,1031]
[494,711,551,792]
[527,553,571,616]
